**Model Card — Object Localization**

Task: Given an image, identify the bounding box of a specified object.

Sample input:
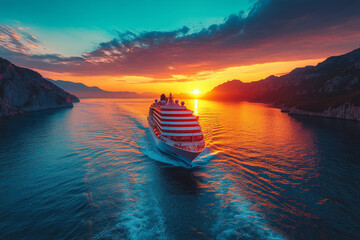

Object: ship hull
[148,118,202,166]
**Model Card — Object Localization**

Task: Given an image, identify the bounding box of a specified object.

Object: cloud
[0,25,42,54]
[2,0,360,79]
[129,71,215,84]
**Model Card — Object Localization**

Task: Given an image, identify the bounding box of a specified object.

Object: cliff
[206,48,360,121]
[0,57,79,118]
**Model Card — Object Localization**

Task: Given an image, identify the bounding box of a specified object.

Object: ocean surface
[0,98,360,240]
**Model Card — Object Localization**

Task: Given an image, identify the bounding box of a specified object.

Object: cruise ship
[147,93,205,166]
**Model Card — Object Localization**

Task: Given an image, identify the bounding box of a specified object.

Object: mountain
[206,48,360,121]
[0,57,79,118]
[47,79,156,99]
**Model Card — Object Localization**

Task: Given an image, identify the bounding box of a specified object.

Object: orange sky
[37,58,324,94]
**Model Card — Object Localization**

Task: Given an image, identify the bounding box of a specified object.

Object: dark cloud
[2,0,360,78]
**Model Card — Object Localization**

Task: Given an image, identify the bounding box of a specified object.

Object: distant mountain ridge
[0,57,79,118]
[47,79,156,99]
[206,48,360,121]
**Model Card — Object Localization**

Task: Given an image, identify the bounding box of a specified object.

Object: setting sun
[193,89,200,95]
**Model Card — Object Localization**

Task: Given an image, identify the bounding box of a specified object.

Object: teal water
[0,98,359,239]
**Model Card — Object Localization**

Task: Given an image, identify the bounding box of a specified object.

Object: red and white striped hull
[148,117,203,166]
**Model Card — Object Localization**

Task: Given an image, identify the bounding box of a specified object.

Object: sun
[193,89,200,95]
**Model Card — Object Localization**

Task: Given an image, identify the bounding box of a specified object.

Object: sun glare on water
[193,89,200,95]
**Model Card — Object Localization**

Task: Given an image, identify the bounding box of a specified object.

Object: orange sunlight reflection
[186,99,321,224]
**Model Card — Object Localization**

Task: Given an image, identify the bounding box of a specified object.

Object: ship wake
[116,103,213,168]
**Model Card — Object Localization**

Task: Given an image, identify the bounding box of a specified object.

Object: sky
[1,0,360,94]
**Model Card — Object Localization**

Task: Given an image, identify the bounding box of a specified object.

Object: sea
[0,98,359,240]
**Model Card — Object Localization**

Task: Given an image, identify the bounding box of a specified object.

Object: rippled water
[0,98,359,240]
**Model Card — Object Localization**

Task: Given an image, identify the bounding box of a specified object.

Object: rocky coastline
[0,57,79,119]
[286,104,360,121]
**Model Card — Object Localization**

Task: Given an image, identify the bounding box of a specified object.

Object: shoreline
[286,104,360,122]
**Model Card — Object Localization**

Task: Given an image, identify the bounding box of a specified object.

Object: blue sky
[0,0,253,29]
[0,0,253,55]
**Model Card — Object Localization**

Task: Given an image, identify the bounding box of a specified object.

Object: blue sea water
[0,98,359,240]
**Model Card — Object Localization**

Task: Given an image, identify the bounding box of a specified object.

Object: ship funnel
[168,93,174,104]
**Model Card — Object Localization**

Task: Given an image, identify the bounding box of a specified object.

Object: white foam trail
[114,176,168,240]
[192,148,219,167]
[94,165,168,240]
[210,172,286,240]
[91,103,171,239]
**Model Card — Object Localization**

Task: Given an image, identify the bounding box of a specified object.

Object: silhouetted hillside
[0,58,79,118]
[48,79,156,99]
[206,48,360,120]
